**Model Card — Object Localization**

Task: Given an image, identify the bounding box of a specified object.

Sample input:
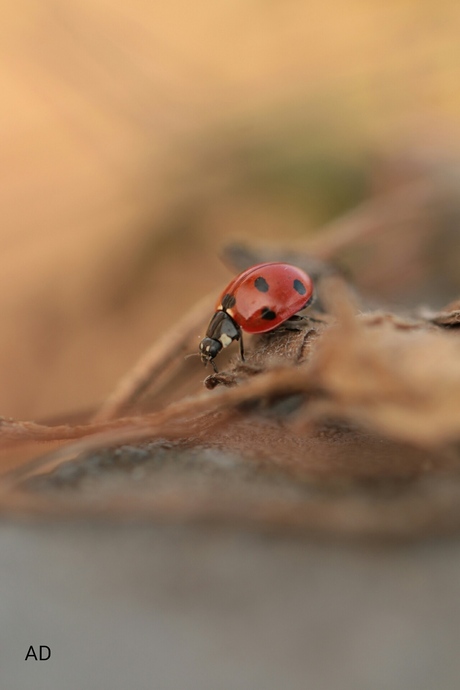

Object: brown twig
[305,180,433,259]
[92,292,215,422]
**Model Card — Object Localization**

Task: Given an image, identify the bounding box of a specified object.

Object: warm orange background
[2,0,460,420]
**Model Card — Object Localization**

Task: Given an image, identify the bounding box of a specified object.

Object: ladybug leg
[239,334,245,362]
[284,314,325,329]
[305,315,327,324]
[282,314,307,331]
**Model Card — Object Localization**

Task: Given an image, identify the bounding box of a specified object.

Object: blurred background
[3,0,460,421]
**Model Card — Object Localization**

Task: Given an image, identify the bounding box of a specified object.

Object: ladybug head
[199,310,241,373]
[199,337,222,371]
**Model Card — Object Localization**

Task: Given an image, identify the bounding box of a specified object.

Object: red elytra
[217,262,314,333]
[199,262,314,372]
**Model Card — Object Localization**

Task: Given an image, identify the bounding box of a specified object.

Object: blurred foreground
[3,522,460,690]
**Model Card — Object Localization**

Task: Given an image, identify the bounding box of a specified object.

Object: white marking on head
[219,333,233,348]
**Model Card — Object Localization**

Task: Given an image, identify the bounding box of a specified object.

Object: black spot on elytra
[261,307,277,320]
[221,293,236,309]
[293,279,307,295]
[254,276,269,293]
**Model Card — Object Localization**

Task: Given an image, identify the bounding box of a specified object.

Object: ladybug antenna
[184,353,201,360]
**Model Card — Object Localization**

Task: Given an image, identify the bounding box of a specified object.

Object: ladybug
[200,262,314,372]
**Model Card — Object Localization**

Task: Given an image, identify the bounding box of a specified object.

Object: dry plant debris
[3,228,460,539]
